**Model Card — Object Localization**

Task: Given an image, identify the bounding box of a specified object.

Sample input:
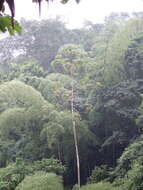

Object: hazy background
[5,0,143,28]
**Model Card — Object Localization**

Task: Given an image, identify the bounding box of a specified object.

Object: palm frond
[0,0,5,11]
[6,0,15,17]
[75,0,80,3]
[0,0,81,22]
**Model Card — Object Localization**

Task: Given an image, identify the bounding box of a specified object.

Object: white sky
[6,0,143,28]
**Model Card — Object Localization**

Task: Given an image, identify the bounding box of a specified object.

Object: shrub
[122,159,143,190]
[0,158,32,190]
[33,158,65,175]
[0,158,65,190]
[16,172,64,190]
[87,165,111,184]
[72,184,80,190]
[80,182,121,190]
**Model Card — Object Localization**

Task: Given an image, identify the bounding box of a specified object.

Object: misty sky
[6,0,143,28]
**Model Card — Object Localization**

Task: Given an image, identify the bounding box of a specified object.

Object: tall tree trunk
[57,142,61,162]
[70,65,81,187]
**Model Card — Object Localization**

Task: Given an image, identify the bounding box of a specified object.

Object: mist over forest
[1,10,143,190]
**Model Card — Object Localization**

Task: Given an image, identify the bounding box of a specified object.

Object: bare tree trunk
[71,65,81,187]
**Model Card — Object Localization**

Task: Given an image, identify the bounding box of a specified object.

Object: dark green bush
[120,159,143,190]
[88,165,111,183]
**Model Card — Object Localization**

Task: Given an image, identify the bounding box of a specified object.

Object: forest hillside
[0,12,143,190]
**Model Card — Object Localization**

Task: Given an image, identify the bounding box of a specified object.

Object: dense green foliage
[16,172,63,190]
[79,182,120,190]
[1,12,143,189]
[0,158,64,190]
[87,165,112,184]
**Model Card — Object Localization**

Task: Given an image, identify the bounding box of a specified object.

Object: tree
[124,33,143,80]
[52,44,89,186]
[0,18,82,68]
[104,18,143,84]
[0,80,55,161]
